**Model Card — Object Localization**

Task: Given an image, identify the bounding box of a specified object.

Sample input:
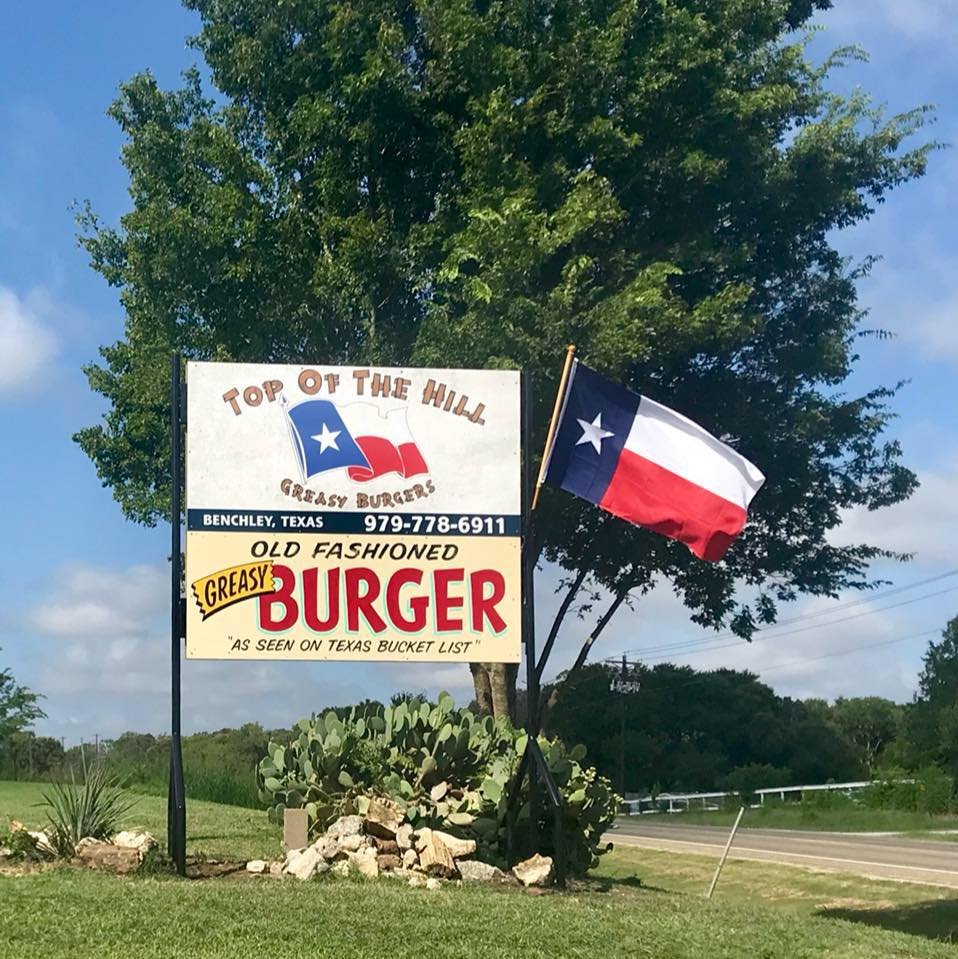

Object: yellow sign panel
[184,362,522,662]
[185,533,520,661]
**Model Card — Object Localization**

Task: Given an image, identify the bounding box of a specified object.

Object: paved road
[609,819,958,888]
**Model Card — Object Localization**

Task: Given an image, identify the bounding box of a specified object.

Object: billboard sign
[184,362,521,662]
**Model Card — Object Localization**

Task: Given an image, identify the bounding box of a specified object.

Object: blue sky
[1,1,956,744]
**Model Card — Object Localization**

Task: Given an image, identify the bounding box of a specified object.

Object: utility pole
[609,657,641,798]
[619,655,626,796]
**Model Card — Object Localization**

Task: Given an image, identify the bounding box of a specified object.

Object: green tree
[543,662,860,792]
[0,732,65,781]
[0,654,45,748]
[76,0,931,716]
[904,614,958,775]
[829,696,901,774]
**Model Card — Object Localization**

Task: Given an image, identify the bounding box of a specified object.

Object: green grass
[599,845,958,941]
[642,805,958,834]
[4,864,958,958]
[0,780,281,861]
[3,780,958,957]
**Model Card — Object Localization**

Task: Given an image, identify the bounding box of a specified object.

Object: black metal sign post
[520,371,541,855]
[505,371,566,887]
[167,352,187,877]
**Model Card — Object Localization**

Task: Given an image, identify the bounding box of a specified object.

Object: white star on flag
[311,423,341,453]
[576,412,614,453]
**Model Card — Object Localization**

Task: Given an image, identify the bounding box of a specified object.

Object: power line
[651,627,942,694]
[756,629,939,675]
[612,586,958,663]
[617,598,948,666]
[616,569,958,657]
[614,573,958,661]
[737,569,958,631]
[618,583,958,662]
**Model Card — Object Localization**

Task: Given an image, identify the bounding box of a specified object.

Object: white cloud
[833,457,958,567]
[856,242,958,366]
[0,285,59,395]
[29,564,167,637]
[24,544,950,742]
[825,0,958,44]
[531,556,947,705]
[671,592,928,703]
[26,562,366,739]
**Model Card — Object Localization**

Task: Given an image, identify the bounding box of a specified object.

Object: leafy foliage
[0,732,64,781]
[257,693,616,872]
[85,724,286,808]
[40,764,139,858]
[830,697,902,773]
[76,1,931,674]
[545,662,864,793]
[0,827,51,863]
[862,766,956,816]
[903,615,958,777]
[0,650,45,744]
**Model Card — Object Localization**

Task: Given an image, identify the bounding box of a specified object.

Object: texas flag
[285,399,428,484]
[544,362,764,561]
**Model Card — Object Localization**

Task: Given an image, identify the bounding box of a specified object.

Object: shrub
[185,770,261,808]
[256,693,617,873]
[801,789,859,813]
[0,827,50,862]
[40,763,138,857]
[720,764,790,806]
[861,766,956,814]
[915,766,956,815]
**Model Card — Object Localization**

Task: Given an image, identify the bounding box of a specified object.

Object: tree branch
[539,582,635,727]
[568,587,631,675]
[535,565,589,683]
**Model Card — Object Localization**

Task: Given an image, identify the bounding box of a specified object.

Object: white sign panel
[184,362,522,663]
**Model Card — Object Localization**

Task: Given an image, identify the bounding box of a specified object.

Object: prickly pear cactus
[256,693,617,873]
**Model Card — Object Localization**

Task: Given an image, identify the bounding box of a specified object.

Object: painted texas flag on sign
[544,363,764,561]
[285,399,429,483]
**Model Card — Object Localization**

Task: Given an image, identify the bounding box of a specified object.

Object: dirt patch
[0,859,53,877]
[818,898,899,911]
[186,859,255,880]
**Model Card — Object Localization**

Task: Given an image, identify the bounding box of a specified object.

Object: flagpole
[531,344,577,511]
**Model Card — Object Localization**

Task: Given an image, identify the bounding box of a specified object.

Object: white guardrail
[620,780,874,815]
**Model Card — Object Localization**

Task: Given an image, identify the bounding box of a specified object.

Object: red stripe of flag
[348,436,430,483]
[348,436,405,482]
[397,441,428,479]
[599,448,748,561]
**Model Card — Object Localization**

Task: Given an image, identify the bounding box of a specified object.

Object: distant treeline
[545,664,921,797]
[4,615,957,811]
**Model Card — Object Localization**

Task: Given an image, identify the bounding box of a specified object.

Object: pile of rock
[75,830,158,875]
[6,820,56,857]
[252,798,553,888]
[2,820,158,875]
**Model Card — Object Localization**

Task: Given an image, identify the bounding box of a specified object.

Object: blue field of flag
[286,400,371,480]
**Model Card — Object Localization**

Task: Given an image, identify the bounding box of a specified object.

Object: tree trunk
[471,662,518,722]
[470,663,494,715]
[490,662,518,722]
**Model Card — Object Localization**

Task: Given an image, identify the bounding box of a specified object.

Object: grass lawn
[3,780,958,957]
[598,845,958,942]
[640,805,958,835]
[0,780,281,861]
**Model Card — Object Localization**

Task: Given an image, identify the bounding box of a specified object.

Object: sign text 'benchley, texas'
[184,362,522,663]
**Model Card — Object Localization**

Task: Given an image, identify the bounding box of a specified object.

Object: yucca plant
[40,762,138,858]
